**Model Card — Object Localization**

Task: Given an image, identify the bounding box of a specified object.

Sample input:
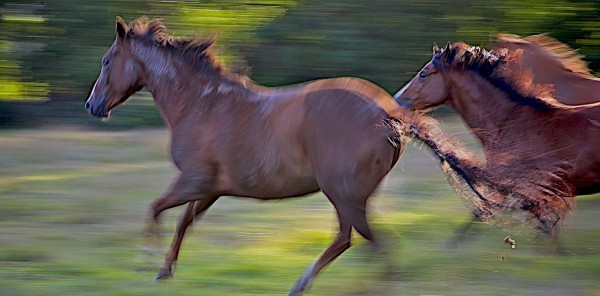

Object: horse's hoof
[287,288,304,296]
[155,266,173,282]
[155,273,172,282]
[288,276,310,296]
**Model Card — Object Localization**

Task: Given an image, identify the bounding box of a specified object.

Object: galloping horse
[494,33,600,105]
[85,17,482,295]
[395,42,600,235]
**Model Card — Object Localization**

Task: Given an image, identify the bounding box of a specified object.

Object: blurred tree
[0,0,295,101]
[243,0,599,91]
[0,2,49,100]
[21,0,153,101]
[447,0,600,75]
[543,0,600,74]
[245,0,463,89]
[0,0,598,126]
[157,0,296,65]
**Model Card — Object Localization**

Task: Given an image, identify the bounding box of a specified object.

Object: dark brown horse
[85,17,481,295]
[395,42,600,235]
[494,33,600,105]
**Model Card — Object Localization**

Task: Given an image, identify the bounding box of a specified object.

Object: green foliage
[243,0,600,91]
[0,12,48,100]
[0,0,598,124]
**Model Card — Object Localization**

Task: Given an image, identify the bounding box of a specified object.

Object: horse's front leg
[147,173,217,280]
[156,195,219,280]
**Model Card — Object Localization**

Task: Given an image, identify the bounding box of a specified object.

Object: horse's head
[86,17,145,118]
[394,43,453,111]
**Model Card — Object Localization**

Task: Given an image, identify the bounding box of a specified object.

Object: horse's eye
[102,57,109,67]
[419,72,428,79]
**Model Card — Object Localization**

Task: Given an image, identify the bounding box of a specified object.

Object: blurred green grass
[0,119,598,295]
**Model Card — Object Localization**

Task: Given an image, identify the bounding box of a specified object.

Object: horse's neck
[447,72,520,152]
[134,45,247,128]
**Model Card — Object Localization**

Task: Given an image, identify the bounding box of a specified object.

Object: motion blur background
[1,1,599,295]
[1,0,599,127]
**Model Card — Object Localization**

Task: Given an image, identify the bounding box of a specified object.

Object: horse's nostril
[85,102,90,109]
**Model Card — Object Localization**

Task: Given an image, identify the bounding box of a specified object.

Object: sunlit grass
[0,125,598,295]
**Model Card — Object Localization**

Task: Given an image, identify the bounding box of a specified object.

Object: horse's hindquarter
[300,80,399,196]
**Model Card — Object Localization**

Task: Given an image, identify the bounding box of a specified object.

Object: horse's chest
[168,130,213,171]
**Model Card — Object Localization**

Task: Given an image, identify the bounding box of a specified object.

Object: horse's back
[303,77,407,118]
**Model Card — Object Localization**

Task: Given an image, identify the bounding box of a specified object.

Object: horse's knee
[151,199,164,220]
[150,180,202,218]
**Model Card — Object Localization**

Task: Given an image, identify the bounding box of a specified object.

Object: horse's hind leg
[288,209,353,296]
[347,204,379,248]
[288,191,383,296]
[156,195,219,280]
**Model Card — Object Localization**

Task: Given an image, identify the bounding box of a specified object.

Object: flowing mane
[496,33,593,77]
[435,42,559,111]
[127,17,250,84]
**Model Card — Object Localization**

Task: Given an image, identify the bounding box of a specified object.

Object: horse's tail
[385,113,573,235]
[384,115,498,220]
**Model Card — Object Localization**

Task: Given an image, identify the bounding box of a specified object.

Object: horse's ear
[433,42,440,54]
[441,42,453,62]
[444,41,452,52]
[462,50,473,66]
[116,16,128,41]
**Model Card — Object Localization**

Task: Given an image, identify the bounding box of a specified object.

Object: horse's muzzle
[85,99,110,118]
[396,99,413,109]
[393,82,414,109]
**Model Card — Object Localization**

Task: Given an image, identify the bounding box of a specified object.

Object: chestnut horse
[395,42,600,235]
[85,17,483,295]
[494,33,600,105]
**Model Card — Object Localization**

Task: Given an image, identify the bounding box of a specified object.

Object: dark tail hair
[385,114,574,235]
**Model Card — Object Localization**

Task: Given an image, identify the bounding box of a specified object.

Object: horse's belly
[260,175,320,199]
[218,149,320,199]
[229,172,320,199]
